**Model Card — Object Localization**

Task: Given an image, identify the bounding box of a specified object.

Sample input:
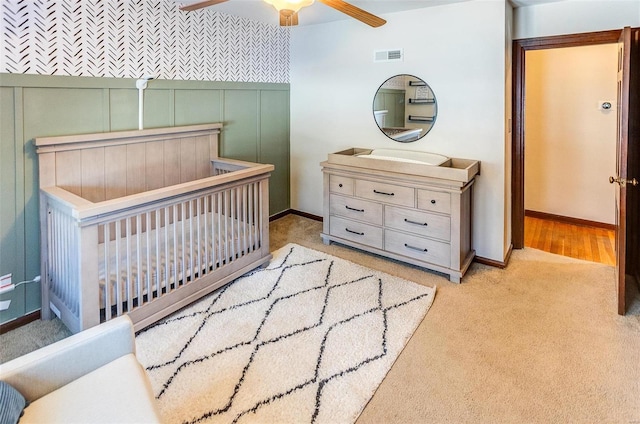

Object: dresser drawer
[355,180,414,208]
[385,230,450,267]
[417,189,451,214]
[330,175,354,196]
[330,216,383,249]
[385,206,451,241]
[330,194,383,225]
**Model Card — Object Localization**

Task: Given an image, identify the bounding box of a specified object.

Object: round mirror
[372,74,437,142]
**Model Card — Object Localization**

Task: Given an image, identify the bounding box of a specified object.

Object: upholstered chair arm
[0,315,136,402]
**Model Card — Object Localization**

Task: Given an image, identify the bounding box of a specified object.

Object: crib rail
[40,160,272,333]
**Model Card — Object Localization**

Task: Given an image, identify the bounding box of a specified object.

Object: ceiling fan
[179,0,386,27]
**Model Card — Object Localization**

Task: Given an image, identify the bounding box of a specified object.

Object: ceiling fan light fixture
[263,0,314,13]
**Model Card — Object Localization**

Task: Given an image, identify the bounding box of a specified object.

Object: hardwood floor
[524,216,616,266]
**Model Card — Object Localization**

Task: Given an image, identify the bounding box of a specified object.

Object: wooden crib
[36,124,273,333]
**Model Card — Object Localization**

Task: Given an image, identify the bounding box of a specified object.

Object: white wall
[290,1,508,262]
[514,0,640,39]
[524,44,618,224]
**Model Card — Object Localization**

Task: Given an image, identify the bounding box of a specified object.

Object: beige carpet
[2,214,640,423]
[271,215,640,424]
[135,243,435,423]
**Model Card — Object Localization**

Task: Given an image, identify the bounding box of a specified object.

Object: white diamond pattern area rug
[135,243,436,424]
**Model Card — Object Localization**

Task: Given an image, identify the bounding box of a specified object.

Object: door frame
[511,30,622,249]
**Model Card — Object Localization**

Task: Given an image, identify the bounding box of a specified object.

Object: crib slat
[242,185,248,255]
[173,204,178,288]
[229,188,235,261]
[195,198,199,278]
[54,212,61,303]
[210,194,216,270]
[45,210,53,300]
[146,212,152,302]
[242,185,247,256]
[217,192,223,269]
[197,197,202,277]
[62,213,70,309]
[52,212,60,302]
[49,211,56,300]
[54,212,60,301]
[236,186,242,257]
[155,209,161,299]
[164,206,170,294]
[115,220,122,317]
[70,214,79,314]
[181,202,186,286]
[235,187,240,258]
[256,181,262,252]
[204,195,210,274]
[104,224,111,321]
[230,189,236,261]
[188,200,193,282]
[136,214,142,308]
[253,182,259,251]
[225,189,235,262]
[126,218,132,312]
[253,183,258,252]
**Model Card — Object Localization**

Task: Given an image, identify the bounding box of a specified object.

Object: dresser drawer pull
[345,205,365,212]
[404,218,428,226]
[404,243,428,253]
[373,189,395,196]
[431,199,436,204]
[346,228,365,236]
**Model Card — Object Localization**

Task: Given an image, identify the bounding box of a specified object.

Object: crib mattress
[98,211,257,309]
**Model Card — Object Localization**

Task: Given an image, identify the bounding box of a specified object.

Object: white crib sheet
[97,211,256,309]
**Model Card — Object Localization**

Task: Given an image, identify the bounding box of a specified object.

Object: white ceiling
[177,0,566,27]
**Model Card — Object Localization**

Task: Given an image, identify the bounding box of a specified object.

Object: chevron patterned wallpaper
[0,0,290,83]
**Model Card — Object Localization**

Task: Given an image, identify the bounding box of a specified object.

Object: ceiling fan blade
[279,10,299,26]
[179,0,229,12]
[318,0,386,27]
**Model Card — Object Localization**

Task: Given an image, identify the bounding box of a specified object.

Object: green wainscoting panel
[260,90,290,215]
[376,89,405,128]
[175,89,223,126]
[1,87,27,322]
[143,89,174,129]
[0,284,25,325]
[0,87,17,276]
[222,90,259,162]
[0,73,290,326]
[23,88,107,139]
[109,89,139,131]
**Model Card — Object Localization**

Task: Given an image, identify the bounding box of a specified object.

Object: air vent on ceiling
[374,49,403,63]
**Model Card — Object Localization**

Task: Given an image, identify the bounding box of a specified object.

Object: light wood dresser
[321,148,480,283]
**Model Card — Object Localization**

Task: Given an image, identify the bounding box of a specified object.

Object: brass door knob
[610,176,639,186]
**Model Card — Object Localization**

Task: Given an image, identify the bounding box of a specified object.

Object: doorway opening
[511,30,622,266]
[521,42,619,265]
